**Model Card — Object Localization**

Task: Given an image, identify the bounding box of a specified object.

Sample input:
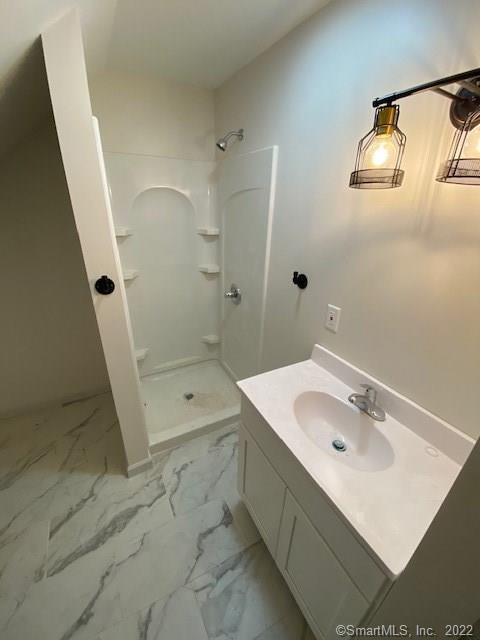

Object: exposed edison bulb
[365,135,396,168]
[463,123,480,158]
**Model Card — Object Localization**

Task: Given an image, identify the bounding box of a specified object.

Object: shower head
[216,128,244,152]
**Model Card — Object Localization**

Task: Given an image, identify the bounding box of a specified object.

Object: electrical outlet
[325,304,341,333]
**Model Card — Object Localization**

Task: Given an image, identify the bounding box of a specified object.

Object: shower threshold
[141,359,240,453]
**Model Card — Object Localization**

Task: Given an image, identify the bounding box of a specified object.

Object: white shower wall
[104,152,219,375]
[92,72,275,400]
[218,147,277,380]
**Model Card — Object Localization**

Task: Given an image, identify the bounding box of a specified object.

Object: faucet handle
[360,383,376,403]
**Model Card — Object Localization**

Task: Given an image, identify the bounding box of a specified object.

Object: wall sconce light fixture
[437,100,480,184]
[350,67,480,188]
[350,104,406,189]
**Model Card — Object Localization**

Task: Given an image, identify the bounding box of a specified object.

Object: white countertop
[238,345,474,578]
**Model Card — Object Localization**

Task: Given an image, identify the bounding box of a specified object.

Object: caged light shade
[350,105,406,189]
[436,107,480,184]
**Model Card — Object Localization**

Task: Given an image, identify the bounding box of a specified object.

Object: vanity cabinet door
[277,491,369,640]
[238,426,286,555]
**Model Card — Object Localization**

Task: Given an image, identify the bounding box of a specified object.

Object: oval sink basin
[294,391,394,471]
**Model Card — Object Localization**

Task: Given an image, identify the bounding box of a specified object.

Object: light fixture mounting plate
[450,77,480,129]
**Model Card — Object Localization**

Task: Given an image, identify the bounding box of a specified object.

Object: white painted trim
[258,145,278,373]
[127,456,153,478]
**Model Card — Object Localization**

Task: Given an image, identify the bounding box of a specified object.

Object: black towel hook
[293,271,308,290]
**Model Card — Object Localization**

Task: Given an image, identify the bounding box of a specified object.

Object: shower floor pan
[142,359,240,453]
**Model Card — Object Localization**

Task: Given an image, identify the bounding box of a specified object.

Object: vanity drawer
[277,490,369,640]
[238,426,286,556]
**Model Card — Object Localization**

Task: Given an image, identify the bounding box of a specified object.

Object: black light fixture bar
[350,67,480,189]
[372,66,480,107]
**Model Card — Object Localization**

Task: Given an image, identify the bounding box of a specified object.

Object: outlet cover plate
[326,304,341,333]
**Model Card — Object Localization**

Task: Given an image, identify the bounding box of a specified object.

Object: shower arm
[223,129,244,142]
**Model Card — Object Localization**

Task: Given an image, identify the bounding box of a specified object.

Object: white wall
[90,71,215,160]
[0,120,109,415]
[90,72,220,374]
[215,0,480,439]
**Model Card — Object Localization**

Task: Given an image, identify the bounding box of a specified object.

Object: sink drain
[332,439,347,452]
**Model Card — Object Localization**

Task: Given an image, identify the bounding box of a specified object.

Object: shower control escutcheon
[224,284,241,304]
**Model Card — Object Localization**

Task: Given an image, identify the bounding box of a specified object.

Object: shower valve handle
[224,284,241,304]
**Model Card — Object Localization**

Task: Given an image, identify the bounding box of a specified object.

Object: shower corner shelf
[198,264,220,274]
[123,269,139,281]
[135,347,148,362]
[197,227,220,237]
[201,334,221,345]
[115,227,132,238]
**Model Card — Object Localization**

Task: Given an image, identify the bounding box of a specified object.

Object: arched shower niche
[124,186,212,371]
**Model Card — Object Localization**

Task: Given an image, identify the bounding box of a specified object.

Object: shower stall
[42,9,277,467]
[104,143,277,451]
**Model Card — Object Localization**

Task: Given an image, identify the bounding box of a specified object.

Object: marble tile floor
[0,391,308,640]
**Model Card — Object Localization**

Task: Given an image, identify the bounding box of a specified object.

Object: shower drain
[184,392,194,401]
[332,439,347,452]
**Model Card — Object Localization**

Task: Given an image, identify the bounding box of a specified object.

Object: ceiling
[105,0,332,88]
[0,0,117,158]
[0,0,332,93]
[0,0,331,156]
[0,0,117,86]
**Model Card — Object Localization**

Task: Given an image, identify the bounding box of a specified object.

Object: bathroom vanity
[237,346,473,640]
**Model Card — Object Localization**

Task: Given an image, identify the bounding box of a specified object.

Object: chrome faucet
[348,384,386,421]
